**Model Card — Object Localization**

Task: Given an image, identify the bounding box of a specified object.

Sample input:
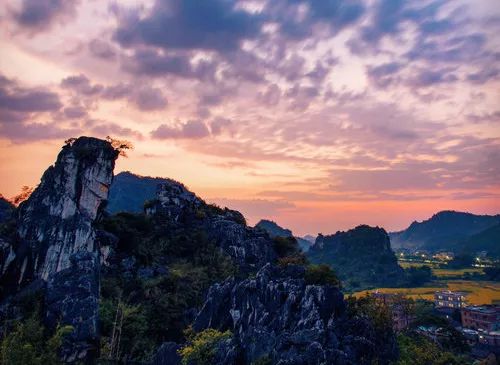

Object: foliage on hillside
[98,212,237,361]
[179,328,232,365]
[396,333,470,365]
[0,317,72,365]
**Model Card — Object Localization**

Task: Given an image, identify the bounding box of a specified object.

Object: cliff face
[308,225,404,291]
[0,137,118,291]
[0,137,118,363]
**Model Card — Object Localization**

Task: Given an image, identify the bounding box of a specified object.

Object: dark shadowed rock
[0,196,14,224]
[151,342,181,365]
[46,252,100,363]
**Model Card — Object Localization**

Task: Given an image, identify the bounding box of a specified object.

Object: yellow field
[398,261,440,269]
[353,280,500,305]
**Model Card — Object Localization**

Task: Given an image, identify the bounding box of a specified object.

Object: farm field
[399,261,440,269]
[353,280,500,305]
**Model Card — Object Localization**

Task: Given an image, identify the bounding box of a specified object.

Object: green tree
[178,329,232,365]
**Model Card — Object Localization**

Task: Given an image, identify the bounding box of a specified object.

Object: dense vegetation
[97,212,237,361]
[0,317,72,365]
[396,333,470,365]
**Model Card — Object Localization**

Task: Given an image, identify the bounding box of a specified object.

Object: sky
[0,0,499,236]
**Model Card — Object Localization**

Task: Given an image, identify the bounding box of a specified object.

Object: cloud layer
[0,0,499,234]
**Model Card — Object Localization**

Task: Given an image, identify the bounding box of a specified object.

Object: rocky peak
[308,225,403,291]
[146,181,202,220]
[2,137,118,288]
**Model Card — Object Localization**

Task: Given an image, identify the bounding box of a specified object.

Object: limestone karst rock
[190,263,397,365]
[0,137,118,293]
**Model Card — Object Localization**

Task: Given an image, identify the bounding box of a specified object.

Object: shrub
[305,264,341,287]
[178,329,232,365]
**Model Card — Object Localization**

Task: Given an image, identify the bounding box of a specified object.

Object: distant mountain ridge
[255,219,312,252]
[389,210,500,255]
[107,171,184,214]
[457,223,500,257]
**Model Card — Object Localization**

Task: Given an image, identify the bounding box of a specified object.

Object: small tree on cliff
[10,186,34,206]
[106,136,133,157]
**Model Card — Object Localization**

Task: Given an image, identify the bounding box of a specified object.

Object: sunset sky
[0,0,499,236]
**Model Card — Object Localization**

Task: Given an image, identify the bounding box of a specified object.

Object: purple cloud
[113,0,262,52]
[151,120,210,139]
[13,0,79,31]
[0,74,62,114]
[131,87,168,111]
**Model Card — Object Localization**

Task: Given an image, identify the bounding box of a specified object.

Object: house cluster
[433,291,500,350]
[370,290,499,360]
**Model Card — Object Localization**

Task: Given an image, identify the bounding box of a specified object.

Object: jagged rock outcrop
[0,137,118,294]
[144,183,276,272]
[191,264,397,365]
[204,216,276,272]
[307,225,404,291]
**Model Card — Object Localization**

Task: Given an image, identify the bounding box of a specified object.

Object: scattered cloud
[151,120,210,139]
[12,0,80,31]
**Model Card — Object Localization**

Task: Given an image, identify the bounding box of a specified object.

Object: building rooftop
[434,290,468,296]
